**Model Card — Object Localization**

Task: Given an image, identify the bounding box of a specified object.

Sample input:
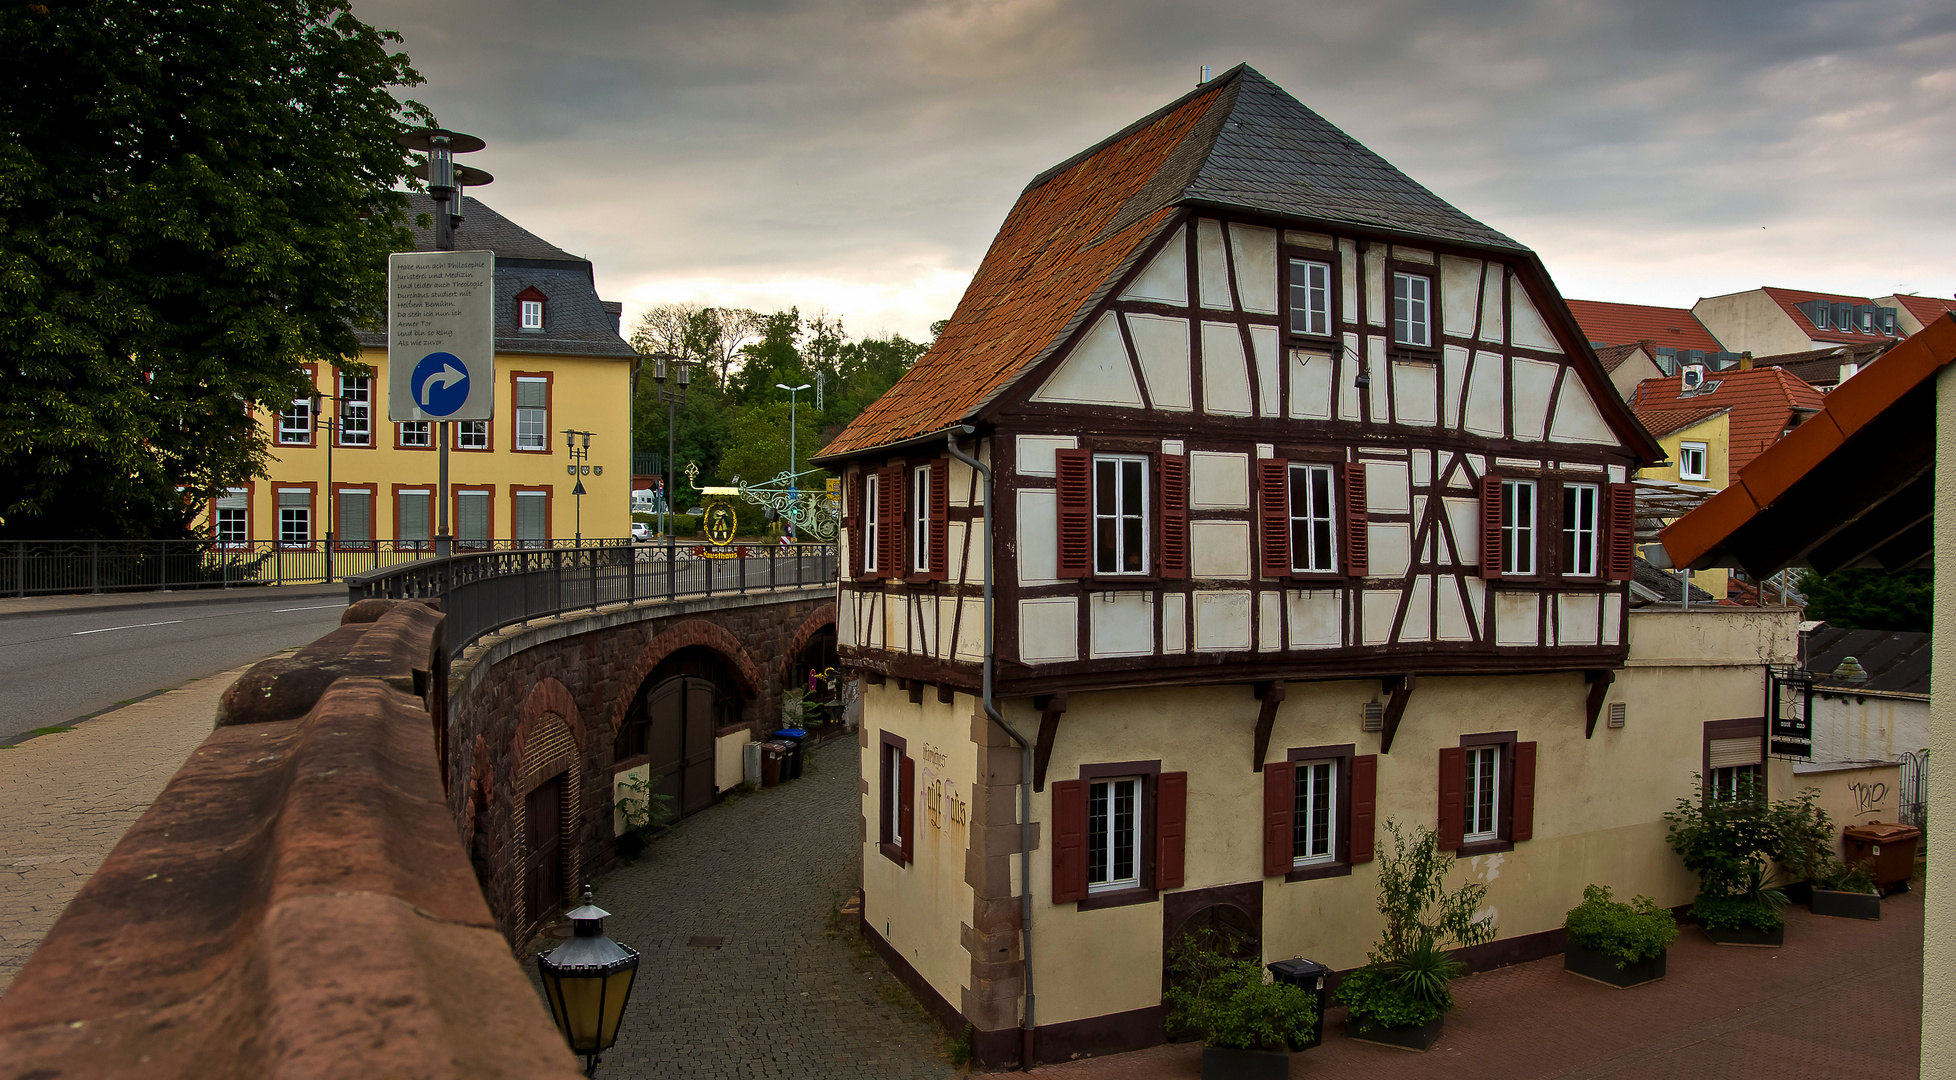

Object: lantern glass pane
[557,973,609,1050]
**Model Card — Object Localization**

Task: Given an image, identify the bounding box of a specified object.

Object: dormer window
[514,285,548,332]
[521,300,542,329]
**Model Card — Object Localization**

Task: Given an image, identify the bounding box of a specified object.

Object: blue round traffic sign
[411,352,470,416]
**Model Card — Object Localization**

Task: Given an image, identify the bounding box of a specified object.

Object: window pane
[337,490,372,543]
[1095,460,1116,515]
[1122,517,1143,573]
[1112,779,1136,883]
[457,492,489,545]
[398,492,430,542]
[515,493,547,544]
[1088,782,1109,884]
[515,378,547,408]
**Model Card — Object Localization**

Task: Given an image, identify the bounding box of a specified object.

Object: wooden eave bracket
[1584,669,1616,739]
[1252,682,1286,772]
[1032,692,1067,793]
[1379,674,1416,755]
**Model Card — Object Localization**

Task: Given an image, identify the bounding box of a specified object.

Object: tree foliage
[0,0,430,538]
[1795,567,1930,634]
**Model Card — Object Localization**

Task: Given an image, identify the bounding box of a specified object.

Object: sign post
[388,249,495,555]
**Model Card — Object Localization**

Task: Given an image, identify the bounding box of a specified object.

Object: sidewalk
[0,663,254,995]
[0,583,345,620]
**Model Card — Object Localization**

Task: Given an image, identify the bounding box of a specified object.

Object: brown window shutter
[1156,771,1188,890]
[879,465,902,577]
[879,744,893,847]
[846,473,862,580]
[1262,761,1295,877]
[1437,746,1466,851]
[1342,463,1368,577]
[1051,778,1089,903]
[1479,476,1503,580]
[1511,741,1537,842]
[1158,454,1189,579]
[1257,458,1290,578]
[928,458,949,580]
[1605,483,1635,582]
[1349,754,1378,864]
[1055,449,1092,579]
[899,753,915,864]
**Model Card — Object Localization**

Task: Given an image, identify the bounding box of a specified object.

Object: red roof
[1631,403,1729,439]
[1889,293,1956,329]
[1758,286,1896,346]
[1627,367,1826,474]
[1593,341,1651,374]
[1566,300,1725,352]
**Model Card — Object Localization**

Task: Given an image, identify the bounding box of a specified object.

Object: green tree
[0,0,429,538]
[1796,567,1931,633]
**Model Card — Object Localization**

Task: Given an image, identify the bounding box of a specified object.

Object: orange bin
[1842,821,1922,893]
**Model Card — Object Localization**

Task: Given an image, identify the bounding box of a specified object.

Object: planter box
[1200,1046,1289,1080]
[1809,888,1881,920]
[1703,923,1784,947]
[1347,1014,1444,1052]
[1564,942,1666,988]
[1783,881,1813,906]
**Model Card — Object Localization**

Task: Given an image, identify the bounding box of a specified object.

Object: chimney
[1738,351,1752,371]
[1198,65,1211,85]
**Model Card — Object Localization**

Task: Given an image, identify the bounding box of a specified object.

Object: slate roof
[1566,300,1725,352]
[819,65,1537,459]
[355,194,637,361]
[1629,557,1715,604]
[1805,623,1930,697]
[1751,340,1896,390]
[1628,366,1825,474]
[1632,403,1728,439]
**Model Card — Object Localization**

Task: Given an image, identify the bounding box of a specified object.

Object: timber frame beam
[1252,682,1286,772]
[1584,669,1615,739]
[1379,674,1417,755]
[1032,692,1067,792]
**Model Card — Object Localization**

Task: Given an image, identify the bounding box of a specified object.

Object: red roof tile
[1758,286,1897,346]
[1566,300,1724,352]
[1889,293,1956,329]
[1593,341,1651,374]
[1631,403,1729,439]
[1627,366,1826,474]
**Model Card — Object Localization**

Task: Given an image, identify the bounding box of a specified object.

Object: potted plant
[1770,788,1835,906]
[1665,775,1790,947]
[1562,885,1679,988]
[1689,864,1788,946]
[1808,857,1881,920]
[1333,822,1496,1051]
[613,771,673,858]
[1164,930,1317,1080]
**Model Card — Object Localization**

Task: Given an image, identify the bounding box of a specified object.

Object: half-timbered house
[814,65,1784,1066]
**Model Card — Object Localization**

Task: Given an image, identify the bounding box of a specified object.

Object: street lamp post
[653,354,691,594]
[775,382,810,542]
[563,429,595,544]
[310,390,343,580]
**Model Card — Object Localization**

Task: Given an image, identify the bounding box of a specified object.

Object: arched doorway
[619,646,741,822]
[1161,883,1264,1039]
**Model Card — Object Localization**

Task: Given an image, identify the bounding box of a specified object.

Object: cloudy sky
[352,0,1956,342]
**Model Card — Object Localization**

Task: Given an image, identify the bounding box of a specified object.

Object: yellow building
[1632,404,1731,597]
[204,196,638,553]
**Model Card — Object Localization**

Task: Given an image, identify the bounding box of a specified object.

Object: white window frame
[1678,442,1708,482]
[1502,479,1537,576]
[397,488,432,547]
[515,376,548,451]
[1393,272,1432,348]
[910,465,931,573]
[215,488,248,547]
[1464,746,1501,842]
[1561,483,1599,578]
[514,490,548,548]
[277,488,311,548]
[337,374,370,447]
[1288,258,1332,337]
[457,420,489,450]
[862,473,880,574]
[1710,764,1762,802]
[398,420,432,448]
[335,487,373,546]
[520,299,544,330]
[278,395,312,445]
[1292,759,1337,866]
[1087,776,1143,893]
[1288,463,1337,573]
[1093,454,1149,576]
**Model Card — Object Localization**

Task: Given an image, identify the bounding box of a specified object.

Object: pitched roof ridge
[1023,65,1244,195]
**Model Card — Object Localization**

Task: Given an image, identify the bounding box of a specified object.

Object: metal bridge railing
[347,543,838,660]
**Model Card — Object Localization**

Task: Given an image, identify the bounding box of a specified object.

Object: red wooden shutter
[1051,779,1089,903]
[1158,454,1189,580]
[899,753,915,864]
[1605,483,1635,582]
[1156,771,1187,890]
[1055,449,1092,578]
[878,465,902,577]
[1257,458,1290,578]
[928,458,949,581]
[1262,761,1294,877]
[1511,741,1537,842]
[879,744,893,846]
[846,473,862,580]
[1479,476,1503,580]
[1349,754,1378,865]
[1342,463,1368,578]
[1437,746,1466,851]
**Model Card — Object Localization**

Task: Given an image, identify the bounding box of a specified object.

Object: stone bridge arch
[609,620,763,736]
[780,602,838,686]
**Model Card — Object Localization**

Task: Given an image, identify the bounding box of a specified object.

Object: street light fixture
[309,390,344,579]
[775,382,811,542]
[536,888,640,1077]
[563,429,595,544]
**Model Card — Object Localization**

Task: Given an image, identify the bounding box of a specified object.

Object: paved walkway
[0,663,254,994]
[546,737,956,1080]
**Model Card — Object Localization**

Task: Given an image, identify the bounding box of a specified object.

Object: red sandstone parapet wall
[0,600,582,1079]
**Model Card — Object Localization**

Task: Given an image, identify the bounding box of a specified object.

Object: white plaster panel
[1443,498,1481,566]
[1286,589,1342,648]
[1366,461,1411,513]
[1249,325,1280,418]
[1396,247,1434,264]
[1466,454,1488,478]
[1229,224,1279,314]
[1188,451,1250,509]
[947,521,971,585]
[1258,591,1282,652]
[1015,434,1077,477]
[1019,598,1078,663]
[1608,465,1626,484]
[1464,577,1486,629]
[948,457,973,507]
[1339,240,1359,323]
[1367,336,1390,418]
[1480,266,1506,344]
[1601,592,1622,646]
[1017,489,1059,585]
[837,587,856,647]
[1119,226,1188,305]
[1090,592,1155,658]
[1338,334,1363,420]
[1256,443,1274,459]
[955,599,986,662]
[1034,312,1142,407]
[1362,590,1398,645]
[1411,450,1432,488]
[1368,523,1411,578]
[1440,255,1483,338]
[1436,580,1473,641]
[1464,351,1506,437]
[896,594,914,653]
[1511,357,1561,442]
[1162,593,1188,653]
[1401,575,1432,642]
[1201,322,1253,416]
[1162,439,1185,455]
[937,596,956,661]
[862,594,882,650]
[1442,345,1468,429]
[1557,592,1600,647]
[1190,520,1252,578]
[1285,230,1334,250]
[1126,313,1194,412]
[1549,375,1616,445]
[1391,360,1438,426]
[919,595,940,655]
[1509,277,1561,352]
[1193,591,1252,651]
[1495,591,1539,647]
[1363,245,1386,326]
[1197,218,1232,310]
[1290,349,1334,420]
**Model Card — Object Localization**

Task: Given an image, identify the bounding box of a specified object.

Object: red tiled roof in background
[817,83,1229,458]
[1751,339,1896,389]
[1630,403,1729,439]
[1566,300,1725,352]
[1889,293,1956,329]
[1593,341,1652,374]
[1759,286,1892,346]
[1627,366,1826,474]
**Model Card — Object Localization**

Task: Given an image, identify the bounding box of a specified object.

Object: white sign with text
[387,249,495,422]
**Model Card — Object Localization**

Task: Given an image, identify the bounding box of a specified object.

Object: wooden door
[643,679,687,812]
[683,679,717,816]
[525,774,565,922]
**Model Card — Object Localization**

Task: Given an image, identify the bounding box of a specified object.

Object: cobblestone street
[550,736,956,1080]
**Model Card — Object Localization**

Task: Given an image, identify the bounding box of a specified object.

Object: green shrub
[1814,857,1878,895]
[1334,964,1444,1029]
[1692,893,1784,932]
[1564,885,1680,967]
[1772,789,1836,885]
[1162,933,1316,1052]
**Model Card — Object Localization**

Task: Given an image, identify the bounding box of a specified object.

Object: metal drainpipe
[944,426,1037,1070]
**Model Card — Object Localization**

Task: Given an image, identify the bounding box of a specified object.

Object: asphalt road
[0,591,349,743]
